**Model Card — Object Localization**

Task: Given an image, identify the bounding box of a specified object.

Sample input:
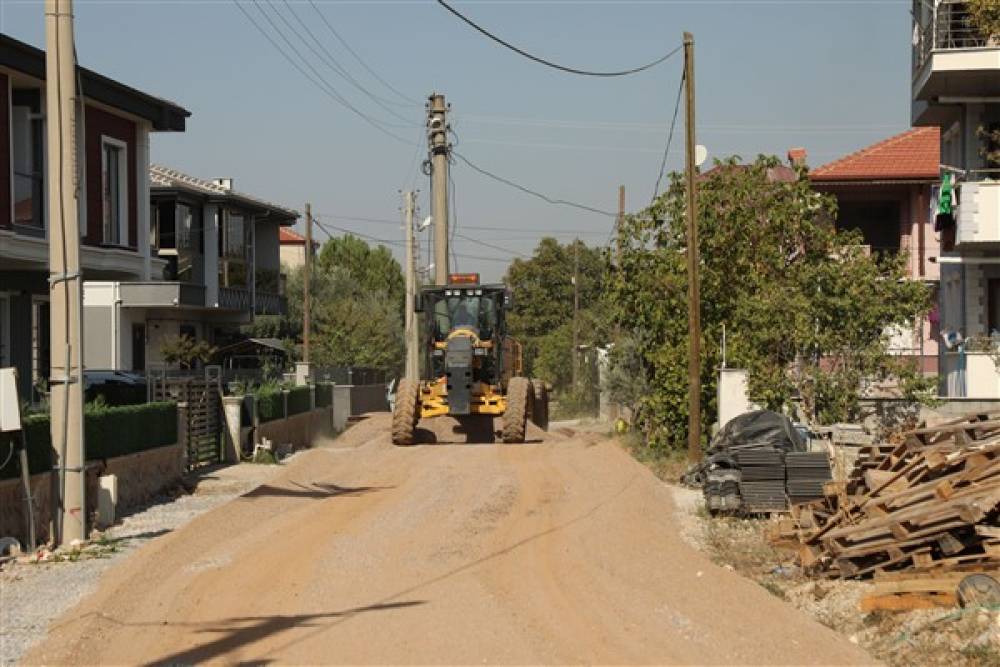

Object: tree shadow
[240,482,390,500]
[126,600,425,666]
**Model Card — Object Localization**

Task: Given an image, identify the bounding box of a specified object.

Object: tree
[503,238,609,386]
[160,334,215,370]
[260,236,406,375]
[611,156,933,450]
[969,0,1000,42]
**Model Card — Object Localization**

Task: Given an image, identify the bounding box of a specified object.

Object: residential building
[279,226,317,270]
[806,127,942,376]
[83,166,298,372]
[911,0,1000,397]
[0,33,189,399]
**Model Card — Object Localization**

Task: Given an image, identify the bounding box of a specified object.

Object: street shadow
[240,482,390,500]
[123,600,425,666]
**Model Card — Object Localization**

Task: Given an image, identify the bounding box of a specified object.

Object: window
[11,89,44,232]
[219,210,251,288]
[101,137,128,246]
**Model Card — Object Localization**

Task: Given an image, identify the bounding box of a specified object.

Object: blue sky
[0,0,912,279]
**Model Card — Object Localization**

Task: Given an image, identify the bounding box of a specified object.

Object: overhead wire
[452,150,617,218]
[307,0,421,106]
[436,0,681,77]
[278,0,418,126]
[233,0,410,143]
[651,70,685,205]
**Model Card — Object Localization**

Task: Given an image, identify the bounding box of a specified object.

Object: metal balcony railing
[914,1,991,75]
[255,291,287,316]
[218,285,252,311]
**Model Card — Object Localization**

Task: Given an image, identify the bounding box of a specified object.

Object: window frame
[100,135,129,247]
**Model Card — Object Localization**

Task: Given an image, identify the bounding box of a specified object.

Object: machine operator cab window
[434,292,498,340]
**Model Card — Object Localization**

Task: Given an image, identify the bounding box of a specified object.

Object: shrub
[255,386,284,423]
[0,402,178,480]
[286,386,311,416]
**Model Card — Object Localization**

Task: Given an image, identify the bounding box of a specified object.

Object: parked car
[83,370,147,406]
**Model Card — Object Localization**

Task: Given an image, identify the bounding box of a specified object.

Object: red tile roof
[279,227,307,244]
[810,127,940,182]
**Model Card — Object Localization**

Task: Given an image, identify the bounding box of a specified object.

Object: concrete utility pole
[303,203,312,365]
[428,93,450,285]
[403,190,420,379]
[45,0,86,546]
[683,32,702,465]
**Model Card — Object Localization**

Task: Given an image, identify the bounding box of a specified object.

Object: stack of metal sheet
[734,448,787,512]
[785,452,832,504]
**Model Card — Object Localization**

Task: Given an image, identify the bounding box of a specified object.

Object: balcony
[217,286,287,316]
[912,1,1000,103]
[955,180,1000,247]
[119,282,207,308]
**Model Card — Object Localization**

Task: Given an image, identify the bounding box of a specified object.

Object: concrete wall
[256,407,334,452]
[0,442,182,546]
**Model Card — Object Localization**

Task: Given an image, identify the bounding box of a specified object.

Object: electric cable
[314,213,608,237]
[279,0,418,125]
[651,70,685,205]
[233,1,410,143]
[437,0,681,77]
[454,233,527,258]
[452,150,617,218]
[313,218,513,264]
[307,0,421,106]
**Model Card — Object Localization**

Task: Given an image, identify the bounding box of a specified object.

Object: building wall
[280,243,306,270]
[0,72,10,229]
[255,220,281,274]
[84,104,138,249]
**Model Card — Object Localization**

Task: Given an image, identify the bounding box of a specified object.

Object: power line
[455,232,527,258]
[233,0,410,143]
[307,0,421,106]
[436,0,681,77]
[278,0,417,125]
[313,213,610,236]
[652,70,685,204]
[452,150,617,218]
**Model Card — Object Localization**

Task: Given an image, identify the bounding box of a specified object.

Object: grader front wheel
[501,377,533,443]
[392,379,420,446]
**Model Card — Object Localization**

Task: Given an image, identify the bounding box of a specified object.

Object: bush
[256,386,284,423]
[287,386,311,416]
[0,402,178,480]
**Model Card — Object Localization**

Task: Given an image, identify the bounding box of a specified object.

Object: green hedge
[0,402,178,480]
[256,387,284,423]
[287,386,311,416]
[315,383,334,408]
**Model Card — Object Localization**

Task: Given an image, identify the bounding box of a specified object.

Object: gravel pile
[0,458,292,666]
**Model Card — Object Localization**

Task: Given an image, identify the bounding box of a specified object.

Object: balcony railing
[217,286,287,315]
[255,291,287,316]
[914,1,991,74]
[218,285,252,311]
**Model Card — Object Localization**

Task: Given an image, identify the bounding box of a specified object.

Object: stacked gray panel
[738,480,787,511]
[786,452,832,505]
[735,448,787,511]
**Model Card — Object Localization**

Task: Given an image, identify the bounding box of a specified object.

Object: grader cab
[392,273,549,445]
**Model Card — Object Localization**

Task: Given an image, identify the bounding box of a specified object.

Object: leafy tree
[503,238,609,384]
[160,334,215,370]
[611,156,933,450]
[258,236,406,375]
[969,0,1000,41]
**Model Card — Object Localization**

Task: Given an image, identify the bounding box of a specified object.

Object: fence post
[332,385,351,432]
[221,396,244,463]
[281,389,289,422]
[177,401,190,470]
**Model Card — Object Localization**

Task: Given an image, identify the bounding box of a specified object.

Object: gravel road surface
[22,415,874,665]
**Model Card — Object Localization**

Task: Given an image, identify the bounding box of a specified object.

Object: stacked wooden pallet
[778,413,1000,579]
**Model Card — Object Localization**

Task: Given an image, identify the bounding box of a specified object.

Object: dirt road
[24,416,873,665]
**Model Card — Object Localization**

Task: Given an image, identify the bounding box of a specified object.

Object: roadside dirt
[23,414,874,665]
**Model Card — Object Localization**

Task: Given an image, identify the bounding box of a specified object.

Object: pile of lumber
[777,413,1000,579]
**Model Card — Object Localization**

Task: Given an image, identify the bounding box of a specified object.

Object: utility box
[0,367,22,433]
[717,368,756,429]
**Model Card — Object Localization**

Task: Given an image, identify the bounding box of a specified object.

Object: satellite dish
[695,145,708,167]
[419,216,433,231]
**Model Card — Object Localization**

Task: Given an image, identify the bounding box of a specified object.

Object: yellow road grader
[392,273,548,445]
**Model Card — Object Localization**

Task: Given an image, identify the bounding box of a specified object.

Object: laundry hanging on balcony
[935,172,956,232]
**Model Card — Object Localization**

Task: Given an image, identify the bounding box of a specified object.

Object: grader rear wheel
[502,377,533,443]
[392,379,420,446]
[531,379,549,432]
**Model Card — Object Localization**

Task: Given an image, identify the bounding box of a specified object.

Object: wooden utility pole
[572,240,580,389]
[303,203,312,365]
[683,32,702,465]
[617,185,625,267]
[45,0,86,546]
[428,93,449,285]
[403,191,419,379]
